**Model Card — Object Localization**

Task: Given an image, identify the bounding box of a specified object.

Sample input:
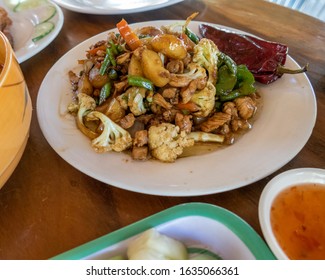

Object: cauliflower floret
[190,81,216,117]
[86,111,132,153]
[148,123,194,162]
[169,62,207,87]
[70,93,98,139]
[117,87,147,116]
[193,38,219,84]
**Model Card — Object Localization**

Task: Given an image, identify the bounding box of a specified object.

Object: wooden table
[0,0,324,259]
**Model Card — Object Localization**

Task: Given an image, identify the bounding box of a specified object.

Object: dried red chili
[199,24,307,84]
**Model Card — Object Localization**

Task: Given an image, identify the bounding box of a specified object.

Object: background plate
[36,20,317,196]
[52,0,184,15]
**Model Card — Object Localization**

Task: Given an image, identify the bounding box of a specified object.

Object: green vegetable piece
[109,40,119,55]
[99,51,111,75]
[98,82,111,105]
[99,47,116,75]
[128,75,154,91]
[107,48,116,67]
[215,65,237,96]
[185,27,200,44]
[32,21,55,42]
[220,64,256,101]
[218,52,237,75]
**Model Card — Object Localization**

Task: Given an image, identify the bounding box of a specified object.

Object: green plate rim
[50,202,276,260]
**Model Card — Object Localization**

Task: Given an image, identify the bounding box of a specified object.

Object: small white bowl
[259,168,325,259]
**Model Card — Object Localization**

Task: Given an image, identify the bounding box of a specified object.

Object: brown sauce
[271,183,325,260]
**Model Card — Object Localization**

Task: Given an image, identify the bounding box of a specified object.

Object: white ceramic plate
[51,203,276,260]
[259,168,325,260]
[1,0,64,63]
[52,0,184,15]
[36,20,317,196]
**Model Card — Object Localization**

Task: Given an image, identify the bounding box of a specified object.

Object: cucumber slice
[187,247,223,260]
[32,21,54,42]
[38,4,57,23]
[13,0,47,12]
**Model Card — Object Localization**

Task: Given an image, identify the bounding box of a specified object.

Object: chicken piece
[116,52,131,65]
[113,79,128,96]
[153,93,173,110]
[132,146,149,161]
[200,112,231,132]
[175,112,192,134]
[222,102,238,118]
[68,70,80,91]
[162,109,178,123]
[119,113,135,129]
[132,129,149,160]
[162,87,178,99]
[133,130,148,147]
[180,80,197,104]
[231,119,251,132]
[220,123,230,135]
[166,59,184,73]
[234,96,256,120]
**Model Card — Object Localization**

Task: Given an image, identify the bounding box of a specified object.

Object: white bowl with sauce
[259,168,325,260]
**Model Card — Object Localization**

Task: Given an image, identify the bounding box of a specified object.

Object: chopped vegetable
[99,47,116,75]
[32,21,54,42]
[219,65,256,102]
[86,111,132,152]
[98,82,111,105]
[73,93,98,140]
[189,131,224,143]
[192,38,219,84]
[183,12,200,44]
[148,123,194,163]
[127,75,154,91]
[116,18,142,51]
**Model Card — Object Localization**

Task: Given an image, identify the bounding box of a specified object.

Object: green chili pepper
[98,82,111,105]
[218,52,237,75]
[99,51,111,75]
[219,65,256,102]
[185,27,200,44]
[109,40,119,55]
[215,65,237,96]
[128,75,154,91]
[235,64,256,94]
[99,47,117,75]
[107,48,116,67]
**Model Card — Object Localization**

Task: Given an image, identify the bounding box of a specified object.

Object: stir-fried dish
[67,13,258,162]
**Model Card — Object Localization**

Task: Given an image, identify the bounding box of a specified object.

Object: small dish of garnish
[50,203,275,260]
[259,168,325,260]
[0,0,64,63]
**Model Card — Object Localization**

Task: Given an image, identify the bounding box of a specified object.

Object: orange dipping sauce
[271,183,325,260]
